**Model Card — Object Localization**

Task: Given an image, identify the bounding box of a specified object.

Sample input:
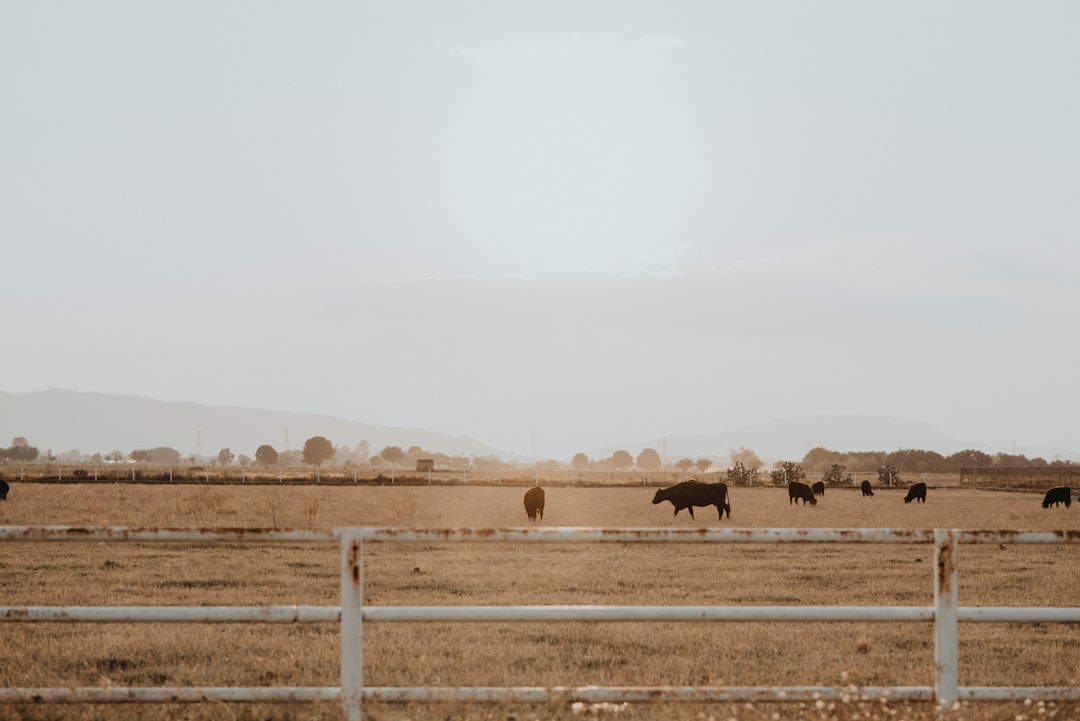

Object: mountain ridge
[3,390,1077,464]
[0,390,503,459]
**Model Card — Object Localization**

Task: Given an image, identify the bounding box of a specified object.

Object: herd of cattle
[522,479,1074,521]
[0,476,1071,519]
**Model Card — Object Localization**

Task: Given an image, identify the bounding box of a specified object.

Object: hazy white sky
[3,1,1078,458]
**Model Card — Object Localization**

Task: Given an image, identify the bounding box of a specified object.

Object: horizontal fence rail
[3,526,1080,719]
[2,464,965,488]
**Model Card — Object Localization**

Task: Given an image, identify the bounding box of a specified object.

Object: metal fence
[0,462,964,488]
[2,526,1080,718]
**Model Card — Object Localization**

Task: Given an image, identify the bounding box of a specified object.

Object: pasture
[1,482,1079,721]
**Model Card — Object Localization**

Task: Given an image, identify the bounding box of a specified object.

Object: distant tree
[237,455,252,467]
[730,447,763,471]
[333,440,373,467]
[379,445,406,466]
[354,440,371,459]
[728,460,759,486]
[303,436,335,466]
[944,449,994,469]
[129,449,152,463]
[636,448,662,472]
[886,448,948,474]
[105,449,125,464]
[473,455,508,473]
[611,450,633,469]
[255,445,279,466]
[696,458,713,473]
[770,461,805,486]
[143,447,181,464]
[217,448,235,466]
[333,445,354,466]
[58,444,81,461]
[279,449,303,466]
[878,464,901,487]
[994,451,1035,466]
[803,447,845,469]
[675,458,695,472]
[571,453,590,471]
[822,463,853,486]
[4,437,40,463]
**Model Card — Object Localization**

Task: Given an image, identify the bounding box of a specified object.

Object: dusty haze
[2,2,1078,458]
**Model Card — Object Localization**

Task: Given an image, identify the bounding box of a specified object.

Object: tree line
[799,446,1071,474]
[0,435,487,471]
[1,435,1073,476]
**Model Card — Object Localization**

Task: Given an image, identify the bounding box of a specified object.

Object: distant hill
[590,414,1080,465]
[0,390,504,459]
[5,392,1077,467]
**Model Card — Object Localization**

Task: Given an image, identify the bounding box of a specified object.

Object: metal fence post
[340,530,363,721]
[934,529,959,712]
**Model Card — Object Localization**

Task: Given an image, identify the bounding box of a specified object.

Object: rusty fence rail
[2,527,1080,718]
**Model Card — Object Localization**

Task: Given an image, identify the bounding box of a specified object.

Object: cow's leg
[687,506,695,519]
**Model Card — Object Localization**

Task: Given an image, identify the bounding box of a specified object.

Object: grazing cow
[811,481,825,498]
[788,481,817,506]
[652,480,730,520]
[0,479,7,500]
[904,482,927,504]
[1042,486,1072,509]
[524,486,545,521]
[860,480,874,497]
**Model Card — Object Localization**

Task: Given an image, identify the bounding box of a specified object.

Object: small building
[416,459,435,473]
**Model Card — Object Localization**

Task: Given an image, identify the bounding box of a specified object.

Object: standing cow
[0,479,8,500]
[788,481,817,506]
[811,481,825,498]
[860,480,874,497]
[904,482,927,504]
[1042,486,1072,509]
[652,480,730,520]
[524,486,545,521]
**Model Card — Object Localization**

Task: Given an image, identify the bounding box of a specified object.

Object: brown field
[1,482,1079,721]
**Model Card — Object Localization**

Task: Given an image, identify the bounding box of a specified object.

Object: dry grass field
[1,481,1079,721]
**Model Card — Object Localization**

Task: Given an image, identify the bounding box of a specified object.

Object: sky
[2,1,1079,459]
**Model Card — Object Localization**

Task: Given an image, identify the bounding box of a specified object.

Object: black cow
[811,481,825,498]
[860,480,874,497]
[904,482,927,504]
[1042,486,1072,509]
[0,479,7,500]
[788,481,816,506]
[524,486,545,521]
[652,480,730,520]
